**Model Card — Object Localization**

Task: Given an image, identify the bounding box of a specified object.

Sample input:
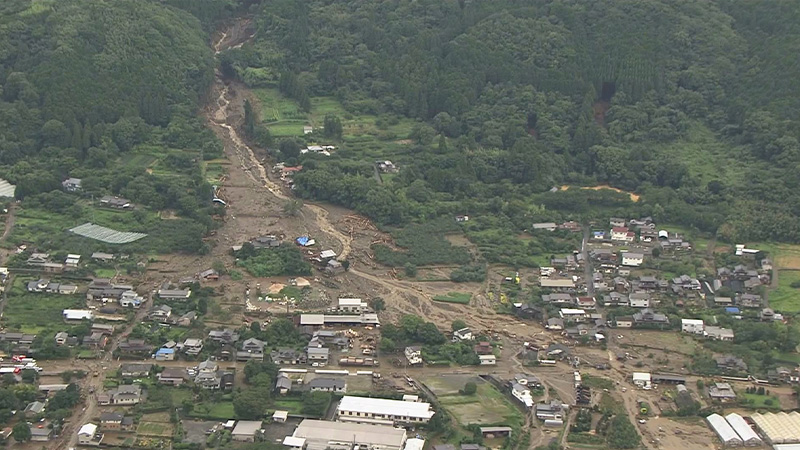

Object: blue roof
[725,307,740,313]
[156,348,175,354]
[296,236,309,245]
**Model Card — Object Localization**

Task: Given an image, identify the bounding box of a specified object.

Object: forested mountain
[0,0,222,253]
[225,0,800,243]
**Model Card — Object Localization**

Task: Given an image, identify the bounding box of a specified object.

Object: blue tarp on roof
[156,348,174,355]
[725,307,740,314]
[296,236,310,246]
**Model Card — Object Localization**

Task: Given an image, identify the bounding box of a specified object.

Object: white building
[338,298,368,313]
[284,419,408,450]
[724,413,762,446]
[559,308,587,322]
[404,346,422,365]
[63,309,94,321]
[78,423,102,446]
[706,414,743,447]
[621,252,644,267]
[611,227,635,242]
[511,382,533,408]
[479,355,496,365]
[632,372,651,389]
[336,396,435,425]
[628,293,651,308]
[452,327,474,342]
[681,319,705,334]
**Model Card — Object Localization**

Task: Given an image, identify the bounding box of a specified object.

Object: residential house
[511,382,533,408]
[63,309,93,321]
[91,252,114,263]
[98,385,142,406]
[309,378,346,393]
[183,338,204,356]
[760,308,777,321]
[30,425,53,442]
[272,348,306,365]
[158,367,188,386]
[338,298,369,313]
[546,318,564,330]
[154,348,176,361]
[681,319,705,334]
[610,227,635,243]
[376,160,398,173]
[609,217,626,228]
[452,327,474,342]
[100,196,132,209]
[199,269,219,281]
[640,229,657,242]
[576,296,596,309]
[195,360,222,389]
[176,311,197,327]
[99,413,135,432]
[621,252,644,267]
[27,253,50,266]
[479,355,496,365]
[83,332,108,349]
[474,341,493,355]
[715,355,748,373]
[545,343,570,360]
[231,421,263,442]
[708,382,737,402]
[62,178,82,192]
[307,347,329,366]
[65,254,81,268]
[405,346,423,365]
[120,364,152,378]
[275,373,292,395]
[629,292,651,308]
[637,276,660,291]
[326,259,345,275]
[737,293,763,308]
[208,329,240,345]
[535,400,565,420]
[54,331,69,346]
[251,235,281,248]
[615,316,634,328]
[532,223,557,232]
[704,326,734,341]
[24,401,46,417]
[157,288,191,300]
[237,338,266,362]
[117,339,153,356]
[632,372,652,389]
[514,374,542,388]
[78,423,103,446]
[119,290,143,308]
[714,296,733,307]
[632,309,669,326]
[514,303,543,320]
[559,308,587,323]
[603,292,629,307]
[149,305,172,322]
[542,293,573,304]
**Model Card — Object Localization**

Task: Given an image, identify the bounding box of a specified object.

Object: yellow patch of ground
[559,185,640,202]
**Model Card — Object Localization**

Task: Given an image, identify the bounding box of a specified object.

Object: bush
[462,381,477,395]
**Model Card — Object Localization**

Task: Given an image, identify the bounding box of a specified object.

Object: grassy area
[432,292,472,304]
[94,268,116,278]
[436,380,523,427]
[769,270,800,313]
[190,402,235,420]
[272,398,304,415]
[741,393,781,409]
[136,422,173,437]
[1,278,83,333]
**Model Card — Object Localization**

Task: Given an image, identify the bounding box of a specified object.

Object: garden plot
[421,374,523,427]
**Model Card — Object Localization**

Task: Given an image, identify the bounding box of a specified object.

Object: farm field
[422,375,523,427]
[1,279,83,334]
[432,292,472,304]
[769,270,800,313]
[189,401,235,420]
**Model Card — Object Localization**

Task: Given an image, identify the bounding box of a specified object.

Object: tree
[404,263,417,277]
[462,381,477,395]
[380,337,396,353]
[323,114,343,139]
[451,320,467,332]
[279,139,302,160]
[301,391,332,416]
[607,415,641,449]
[282,199,303,216]
[244,99,256,138]
[233,387,270,419]
[370,297,386,311]
[12,422,31,442]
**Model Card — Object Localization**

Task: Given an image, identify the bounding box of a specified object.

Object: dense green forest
[223,0,800,244]
[0,0,226,253]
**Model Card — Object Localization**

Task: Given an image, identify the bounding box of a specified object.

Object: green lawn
[433,292,472,304]
[741,393,781,409]
[94,268,117,278]
[437,380,523,427]
[272,398,304,415]
[769,270,800,313]
[190,401,236,420]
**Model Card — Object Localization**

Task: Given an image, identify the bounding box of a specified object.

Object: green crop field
[136,422,173,437]
[433,292,472,304]
[1,279,83,333]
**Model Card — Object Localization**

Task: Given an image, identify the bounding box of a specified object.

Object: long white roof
[292,419,407,450]
[706,414,742,444]
[337,396,434,420]
[751,412,800,444]
[78,423,97,436]
[724,413,761,444]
